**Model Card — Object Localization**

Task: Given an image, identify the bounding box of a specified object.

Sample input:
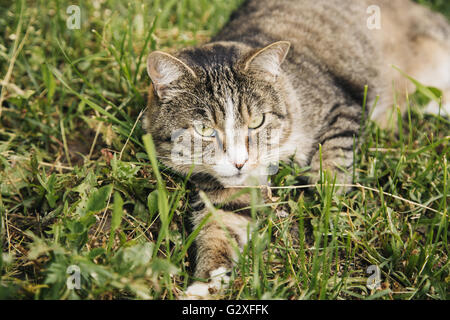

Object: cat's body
[143,0,450,299]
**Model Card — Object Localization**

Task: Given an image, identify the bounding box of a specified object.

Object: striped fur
[144,0,450,299]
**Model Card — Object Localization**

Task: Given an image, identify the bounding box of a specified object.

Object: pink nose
[234,161,246,170]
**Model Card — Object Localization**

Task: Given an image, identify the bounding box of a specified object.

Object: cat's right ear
[146,51,196,99]
[243,41,290,78]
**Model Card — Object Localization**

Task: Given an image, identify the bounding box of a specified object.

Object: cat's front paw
[182,281,219,300]
[181,267,231,300]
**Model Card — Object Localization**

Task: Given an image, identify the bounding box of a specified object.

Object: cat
[143,0,450,299]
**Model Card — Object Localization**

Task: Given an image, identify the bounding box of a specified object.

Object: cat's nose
[234,160,247,170]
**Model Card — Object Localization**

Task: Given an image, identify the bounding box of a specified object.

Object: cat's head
[143,41,292,187]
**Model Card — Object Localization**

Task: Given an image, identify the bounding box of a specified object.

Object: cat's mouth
[217,173,249,186]
[219,172,245,179]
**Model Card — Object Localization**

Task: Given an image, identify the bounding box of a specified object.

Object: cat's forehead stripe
[225,94,236,133]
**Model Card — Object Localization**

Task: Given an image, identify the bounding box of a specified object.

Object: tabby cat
[143,0,450,299]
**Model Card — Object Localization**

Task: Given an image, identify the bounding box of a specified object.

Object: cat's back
[214,0,381,105]
[213,0,376,59]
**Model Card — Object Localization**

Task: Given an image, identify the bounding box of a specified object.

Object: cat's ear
[243,41,290,78]
[147,51,196,99]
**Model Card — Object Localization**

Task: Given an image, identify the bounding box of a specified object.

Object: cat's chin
[217,173,249,187]
[216,166,271,187]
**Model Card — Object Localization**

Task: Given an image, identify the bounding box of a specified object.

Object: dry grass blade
[228,183,446,215]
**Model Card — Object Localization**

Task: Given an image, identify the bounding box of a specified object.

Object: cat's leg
[411,36,450,118]
[183,208,251,300]
[382,35,450,125]
[308,103,361,188]
[424,90,450,117]
[373,15,450,128]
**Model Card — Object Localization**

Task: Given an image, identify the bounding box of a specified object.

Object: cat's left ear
[243,41,290,78]
[147,51,197,99]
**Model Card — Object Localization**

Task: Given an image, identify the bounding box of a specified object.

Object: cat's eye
[194,123,216,137]
[248,114,265,129]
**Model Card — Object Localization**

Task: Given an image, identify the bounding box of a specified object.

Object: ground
[0,0,448,299]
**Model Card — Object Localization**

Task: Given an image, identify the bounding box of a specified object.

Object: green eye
[248,114,265,129]
[194,123,216,137]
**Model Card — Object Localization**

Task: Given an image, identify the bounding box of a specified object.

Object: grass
[0,0,448,300]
